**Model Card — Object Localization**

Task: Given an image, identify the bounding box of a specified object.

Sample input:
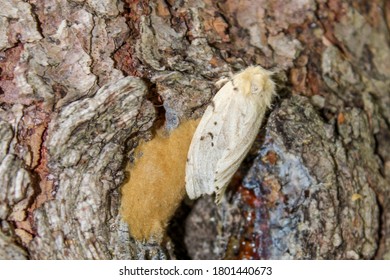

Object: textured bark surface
[0,0,389,259]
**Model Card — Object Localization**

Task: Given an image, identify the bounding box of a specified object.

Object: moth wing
[185,83,237,199]
[213,96,262,204]
[185,108,222,199]
[187,66,275,204]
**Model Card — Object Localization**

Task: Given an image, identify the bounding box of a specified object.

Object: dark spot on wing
[211,142,214,147]
[233,87,238,91]
[200,136,204,140]
[208,132,214,139]
[214,121,217,125]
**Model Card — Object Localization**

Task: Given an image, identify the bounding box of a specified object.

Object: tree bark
[0,0,389,259]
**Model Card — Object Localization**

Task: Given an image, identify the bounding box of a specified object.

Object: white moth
[185,66,276,204]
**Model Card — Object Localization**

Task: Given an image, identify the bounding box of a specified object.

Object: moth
[185,66,276,204]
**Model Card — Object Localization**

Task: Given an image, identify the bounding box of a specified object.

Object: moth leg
[215,76,230,89]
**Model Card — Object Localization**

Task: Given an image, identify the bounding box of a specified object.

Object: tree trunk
[0,0,389,260]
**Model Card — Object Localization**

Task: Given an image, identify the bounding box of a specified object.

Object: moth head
[250,71,275,97]
[244,66,276,109]
[250,75,266,95]
[236,66,274,96]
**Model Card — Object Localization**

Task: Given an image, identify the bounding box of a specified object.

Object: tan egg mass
[121,119,199,242]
